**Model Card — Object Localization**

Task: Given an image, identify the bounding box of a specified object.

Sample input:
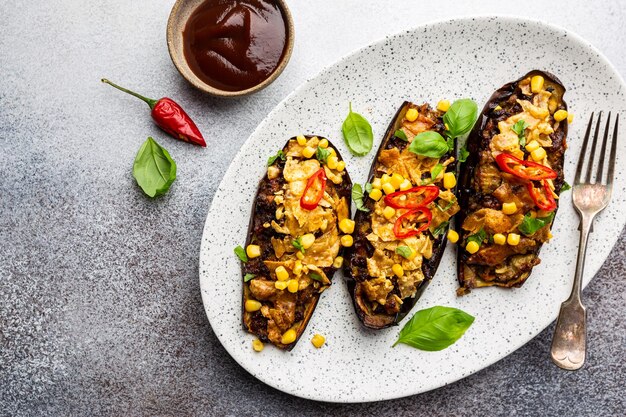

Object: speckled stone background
[1,0,625,416]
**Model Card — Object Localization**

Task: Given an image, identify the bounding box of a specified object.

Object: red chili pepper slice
[526,180,557,211]
[393,207,433,239]
[384,186,440,209]
[495,153,557,180]
[300,169,327,210]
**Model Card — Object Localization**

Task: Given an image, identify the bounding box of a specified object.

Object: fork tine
[575,113,595,184]
[596,112,611,182]
[607,113,619,187]
[584,112,603,183]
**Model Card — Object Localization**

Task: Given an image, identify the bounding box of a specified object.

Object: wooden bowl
[166,0,295,97]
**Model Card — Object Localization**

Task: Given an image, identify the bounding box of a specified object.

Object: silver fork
[550,112,619,370]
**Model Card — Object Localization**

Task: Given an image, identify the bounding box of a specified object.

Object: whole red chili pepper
[393,207,432,239]
[101,79,206,147]
[300,169,327,210]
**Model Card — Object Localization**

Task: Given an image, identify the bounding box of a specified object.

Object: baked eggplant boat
[345,102,461,329]
[456,71,569,295]
[241,135,352,350]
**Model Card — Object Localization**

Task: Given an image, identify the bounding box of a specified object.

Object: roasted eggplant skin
[456,70,568,295]
[344,102,459,329]
[242,136,352,350]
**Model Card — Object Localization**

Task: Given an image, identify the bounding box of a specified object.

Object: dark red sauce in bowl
[182,0,289,92]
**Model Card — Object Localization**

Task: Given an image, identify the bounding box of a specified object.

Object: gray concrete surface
[1,0,625,415]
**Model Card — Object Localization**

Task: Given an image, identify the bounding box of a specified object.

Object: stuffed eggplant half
[345,102,461,329]
[456,71,568,295]
[242,135,352,350]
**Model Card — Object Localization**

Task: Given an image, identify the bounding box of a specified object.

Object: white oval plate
[199,17,625,403]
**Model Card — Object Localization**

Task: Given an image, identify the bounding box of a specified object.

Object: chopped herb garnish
[459,145,469,163]
[234,245,248,262]
[511,120,528,147]
[395,246,413,259]
[518,212,555,236]
[315,147,331,163]
[467,228,487,247]
[560,182,571,193]
[432,221,449,237]
[310,272,324,282]
[292,237,305,253]
[394,129,408,141]
[352,183,369,212]
[243,273,255,282]
[267,149,286,166]
[436,198,457,212]
[364,182,373,194]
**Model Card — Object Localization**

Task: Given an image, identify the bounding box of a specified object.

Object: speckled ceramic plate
[199,17,626,402]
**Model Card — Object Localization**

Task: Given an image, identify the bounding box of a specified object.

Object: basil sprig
[519,212,555,236]
[234,246,248,262]
[342,103,374,156]
[315,147,331,163]
[267,149,286,166]
[511,120,529,147]
[352,183,370,212]
[133,137,177,197]
[393,306,475,351]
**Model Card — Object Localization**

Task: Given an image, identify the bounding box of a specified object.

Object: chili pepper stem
[101,78,158,109]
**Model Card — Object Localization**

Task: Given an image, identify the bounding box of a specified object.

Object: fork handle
[550,214,592,370]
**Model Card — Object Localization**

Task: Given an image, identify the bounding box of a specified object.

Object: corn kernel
[281,329,297,345]
[436,99,451,112]
[443,172,457,189]
[507,233,520,246]
[567,113,574,124]
[302,146,316,158]
[274,281,288,290]
[287,279,299,293]
[245,299,262,312]
[327,155,339,170]
[293,260,303,275]
[336,161,346,172]
[383,206,396,220]
[502,202,517,215]
[525,140,540,152]
[493,233,506,245]
[399,179,412,191]
[531,147,547,162]
[392,263,404,278]
[275,266,289,281]
[252,339,264,352]
[340,235,353,247]
[406,108,418,122]
[548,232,554,240]
[318,139,329,148]
[371,178,382,189]
[390,173,404,189]
[381,174,391,184]
[407,247,418,261]
[466,241,480,254]
[447,229,459,243]
[296,251,304,260]
[369,188,383,201]
[494,105,502,111]
[531,75,544,93]
[382,182,396,195]
[529,211,537,219]
[300,233,315,250]
[339,218,355,234]
[513,149,525,160]
[333,256,344,268]
[553,110,568,122]
[296,135,307,146]
[311,334,326,348]
[246,244,261,258]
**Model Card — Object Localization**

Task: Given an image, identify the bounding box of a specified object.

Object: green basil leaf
[352,183,369,212]
[267,149,286,166]
[432,221,449,237]
[511,120,528,147]
[364,182,373,194]
[244,273,255,282]
[315,147,331,164]
[467,228,487,247]
[431,163,444,181]
[310,272,324,282]
[393,306,475,351]
[560,181,571,193]
[234,245,248,262]
[133,137,177,197]
[394,129,408,141]
[459,145,469,163]
[446,135,455,150]
[342,103,374,156]
[292,237,305,253]
[518,212,555,236]
[408,131,449,158]
[443,99,478,139]
[395,246,412,259]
